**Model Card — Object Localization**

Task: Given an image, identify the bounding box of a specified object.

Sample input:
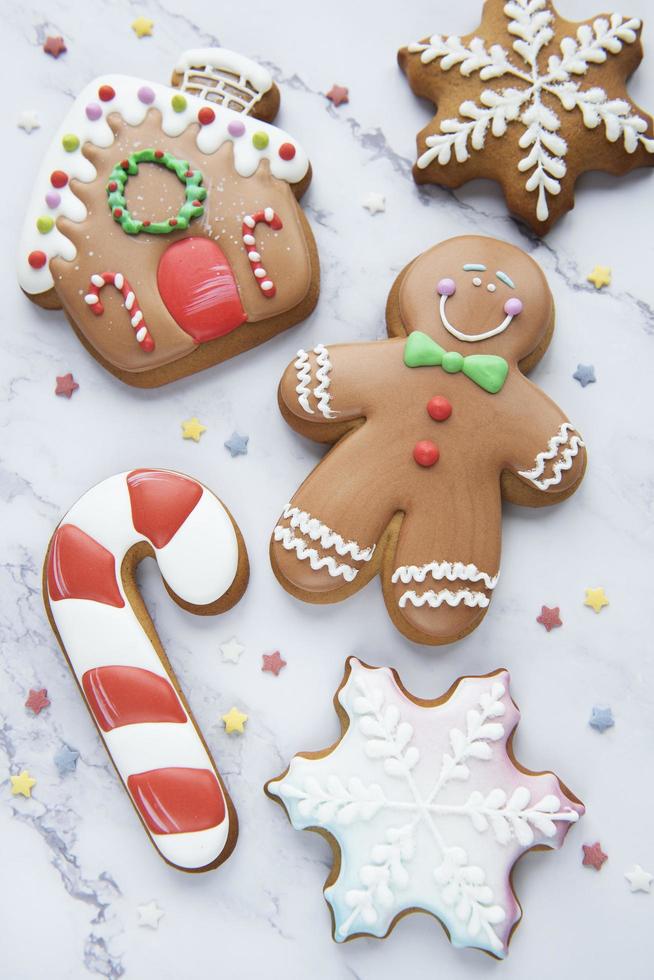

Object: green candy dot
[442,351,464,373]
[171,94,187,113]
[62,133,80,152]
[37,216,55,234]
[252,131,269,150]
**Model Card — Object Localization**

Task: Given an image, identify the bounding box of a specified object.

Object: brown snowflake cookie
[398,1,654,233]
[19,48,319,386]
[270,235,587,646]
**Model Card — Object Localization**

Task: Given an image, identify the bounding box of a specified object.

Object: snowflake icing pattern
[268,660,583,957]
[404,0,654,226]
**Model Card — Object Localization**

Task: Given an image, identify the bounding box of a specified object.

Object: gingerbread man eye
[487,282,496,292]
[437,277,456,296]
[472,277,482,286]
[504,297,523,316]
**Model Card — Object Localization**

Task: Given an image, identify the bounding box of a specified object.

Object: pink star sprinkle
[25,688,51,715]
[536,605,562,631]
[55,373,79,398]
[326,84,349,107]
[262,651,287,676]
[582,842,608,871]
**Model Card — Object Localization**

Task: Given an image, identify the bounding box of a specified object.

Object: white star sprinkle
[625,865,653,893]
[220,636,245,664]
[137,901,165,929]
[362,192,386,215]
[18,110,40,134]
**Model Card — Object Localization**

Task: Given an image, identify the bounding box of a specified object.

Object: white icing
[174,47,272,108]
[408,6,654,222]
[517,423,585,490]
[392,561,498,590]
[19,67,309,294]
[313,344,337,418]
[269,660,582,956]
[273,525,358,582]
[152,823,230,870]
[398,589,491,609]
[106,721,214,776]
[293,349,313,412]
[440,293,514,342]
[280,503,375,562]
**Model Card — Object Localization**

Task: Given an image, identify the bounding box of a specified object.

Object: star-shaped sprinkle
[43,35,67,57]
[25,688,50,715]
[326,84,349,107]
[131,16,154,38]
[220,637,245,664]
[137,901,165,928]
[262,651,287,676]
[362,192,386,215]
[54,744,80,776]
[584,587,609,613]
[582,842,608,871]
[18,110,40,133]
[625,865,653,893]
[224,431,249,457]
[10,770,37,798]
[55,373,79,398]
[587,265,612,289]
[536,605,562,632]
[573,364,596,388]
[222,706,248,734]
[181,417,207,442]
[589,705,614,733]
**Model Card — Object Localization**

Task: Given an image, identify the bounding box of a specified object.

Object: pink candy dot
[504,297,523,316]
[228,119,245,137]
[45,191,61,209]
[85,102,102,121]
[137,86,155,105]
[437,277,456,297]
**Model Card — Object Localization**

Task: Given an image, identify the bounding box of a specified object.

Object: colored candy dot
[138,86,155,105]
[107,181,118,192]
[51,170,68,188]
[227,119,245,137]
[185,170,194,177]
[85,102,102,121]
[142,220,151,227]
[45,190,61,209]
[37,216,55,234]
[442,351,464,373]
[413,440,440,467]
[28,250,47,269]
[198,107,215,125]
[154,149,164,159]
[98,84,115,102]
[437,277,456,296]
[62,134,79,152]
[504,297,523,316]
[278,142,296,161]
[169,218,178,226]
[113,207,123,217]
[427,396,452,422]
[252,131,269,150]
[192,200,202,207]
[171,94,187,112]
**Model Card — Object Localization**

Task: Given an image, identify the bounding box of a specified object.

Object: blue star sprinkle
[224,431,249,457]
[54,744,80,775]
[573,364,596,387]
[589,706,614,733]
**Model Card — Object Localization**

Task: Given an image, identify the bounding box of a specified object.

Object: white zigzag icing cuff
[281,504,375,562]
[392,560,499,590]
[518,423,584,490]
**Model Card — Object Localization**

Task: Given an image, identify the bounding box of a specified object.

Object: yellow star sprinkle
[10,770,36,798]
[587,266,611,289]
[181,417,207,443]
[584,588,609,614]
[131,16,154,38]
[222,706,248,734]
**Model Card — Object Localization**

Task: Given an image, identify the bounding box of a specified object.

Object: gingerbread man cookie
[398,1,654,233]
[270,235,587,646]
[19,48,318,386]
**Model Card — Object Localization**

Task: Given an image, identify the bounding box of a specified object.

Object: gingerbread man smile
[437,265,524,343]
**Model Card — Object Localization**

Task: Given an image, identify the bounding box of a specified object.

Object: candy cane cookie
[43,469,249,872]
[84,272,155,352]
[242,207,283,297]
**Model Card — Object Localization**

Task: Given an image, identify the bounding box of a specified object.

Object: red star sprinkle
[25,688,50,715]
[326,84,349,107]
[55,373,79,398]
[582,842,608,871]
[536,605,562,632]
[43,36,67,58]
[262,651,287,677]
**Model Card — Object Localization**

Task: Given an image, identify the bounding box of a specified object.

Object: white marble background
[2,0,654,977]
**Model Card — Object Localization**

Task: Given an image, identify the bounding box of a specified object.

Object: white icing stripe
[518,423,585,490]
[106,721,213,776]
[174,47,272,108]
[273,526,358,582]
[313,344,336,419]
[398,589,491,609]
[152,823,231,870]
[392,561,498,589]
[293,349,313,413]
[281,503,375,562]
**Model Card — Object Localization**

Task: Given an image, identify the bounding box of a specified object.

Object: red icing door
[157,237,247,343]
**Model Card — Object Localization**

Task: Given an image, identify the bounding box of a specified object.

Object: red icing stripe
[126,469,203,548]
[47,524,124,607]
[128,767,225,834]
[82,666,186,732]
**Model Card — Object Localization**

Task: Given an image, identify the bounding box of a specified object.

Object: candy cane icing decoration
[44,469,247,871]
[84,272,155,352]
[242,207,283,297]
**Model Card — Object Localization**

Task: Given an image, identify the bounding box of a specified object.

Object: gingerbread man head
[18,48,318,387]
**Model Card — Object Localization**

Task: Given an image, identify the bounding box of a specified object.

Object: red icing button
[98,84,115,102]
[413,440,440,467]
[28,250,47,269]
[278,142,296,161]
[427,395,452,421]
[50,170,68,188]
[198,107,215,125]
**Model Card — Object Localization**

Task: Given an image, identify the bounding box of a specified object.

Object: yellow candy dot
[37,216,55,234]
[252,131,269,150]
[62,134,80,152]
[171,94,187,113]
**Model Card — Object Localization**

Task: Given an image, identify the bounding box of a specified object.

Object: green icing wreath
[106,149,206,235]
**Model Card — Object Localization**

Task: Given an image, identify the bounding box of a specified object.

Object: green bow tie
[404,331,508,394]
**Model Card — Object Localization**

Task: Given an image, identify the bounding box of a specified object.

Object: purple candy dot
[437,277,456,297]
[228,119,246,137]
[138,86,156,105]
[46,191,61,209]
[85,102,102,121]
[504,297,523,316]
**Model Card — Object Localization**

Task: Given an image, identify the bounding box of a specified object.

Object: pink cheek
[504,297,523,317]
[437,278,456,297]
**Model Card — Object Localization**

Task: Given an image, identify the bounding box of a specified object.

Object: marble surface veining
[2,1,654,977]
